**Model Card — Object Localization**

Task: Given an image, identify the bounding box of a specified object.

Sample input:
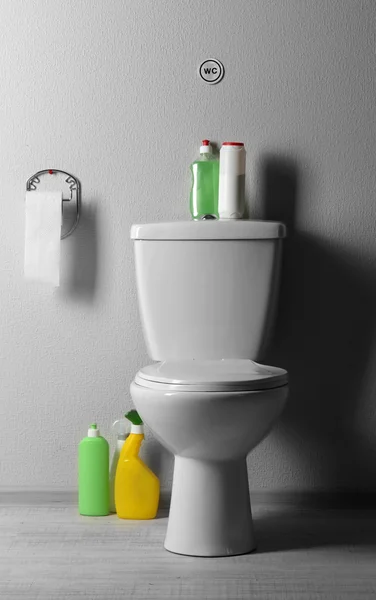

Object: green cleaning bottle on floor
[78,423,109,516]
[189,140,219,220]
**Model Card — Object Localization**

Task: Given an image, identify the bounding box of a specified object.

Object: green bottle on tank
[189,140,219,220]
[78,423,109,516]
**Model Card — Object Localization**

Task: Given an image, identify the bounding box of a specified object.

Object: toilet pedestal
[164,456,256,557]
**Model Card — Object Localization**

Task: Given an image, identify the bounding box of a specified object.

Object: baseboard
[0,487,171,509]
[0,488,77,505]
[249,489,376,509]
[1,488,375,509]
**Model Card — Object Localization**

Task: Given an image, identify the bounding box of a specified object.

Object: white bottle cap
[88,423,100,437]
[200,139,212,154]
[131,423,144,434]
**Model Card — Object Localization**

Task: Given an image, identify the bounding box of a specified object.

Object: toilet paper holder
[26,169,81,239]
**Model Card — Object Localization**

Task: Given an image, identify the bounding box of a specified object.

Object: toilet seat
[134,359,288,392]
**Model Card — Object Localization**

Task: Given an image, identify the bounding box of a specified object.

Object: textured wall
[1,0,376,491]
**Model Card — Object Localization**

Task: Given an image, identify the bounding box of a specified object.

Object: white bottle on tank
[218,142,246,219]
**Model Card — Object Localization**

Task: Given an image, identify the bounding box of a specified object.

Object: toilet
[130,220,289,557]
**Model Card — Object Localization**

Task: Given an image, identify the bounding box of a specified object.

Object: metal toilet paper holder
[26,169,81,239]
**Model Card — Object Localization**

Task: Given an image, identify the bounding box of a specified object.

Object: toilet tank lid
[131,220,286,241]
[136,360,288,392]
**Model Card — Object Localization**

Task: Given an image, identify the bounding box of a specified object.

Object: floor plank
[0,495,376,599]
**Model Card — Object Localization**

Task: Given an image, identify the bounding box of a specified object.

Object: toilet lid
[135,360,288,392]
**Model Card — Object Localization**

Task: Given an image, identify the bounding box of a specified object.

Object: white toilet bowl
[130,220,288,556]
[131,359,288,557]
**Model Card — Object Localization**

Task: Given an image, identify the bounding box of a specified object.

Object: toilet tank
[131,221,286,361]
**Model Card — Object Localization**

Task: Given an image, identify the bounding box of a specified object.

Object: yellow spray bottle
[115,410,160,519]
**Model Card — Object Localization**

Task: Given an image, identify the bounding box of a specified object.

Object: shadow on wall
[260,154,376,491]
[64,202,99,301]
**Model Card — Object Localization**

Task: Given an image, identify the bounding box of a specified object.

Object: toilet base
[164,456,256,557]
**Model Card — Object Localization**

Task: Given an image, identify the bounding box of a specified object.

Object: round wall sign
[198,59,225,85]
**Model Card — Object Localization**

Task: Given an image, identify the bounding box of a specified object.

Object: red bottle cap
[222,142,244,146]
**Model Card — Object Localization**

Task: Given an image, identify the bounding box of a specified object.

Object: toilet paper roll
[24,191,62,286]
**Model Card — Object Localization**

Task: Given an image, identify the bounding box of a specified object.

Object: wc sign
[198,59,225,85]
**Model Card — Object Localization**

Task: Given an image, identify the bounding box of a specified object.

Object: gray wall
[1,0,376,491]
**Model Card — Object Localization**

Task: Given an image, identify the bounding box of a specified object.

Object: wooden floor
[1,493,376,600]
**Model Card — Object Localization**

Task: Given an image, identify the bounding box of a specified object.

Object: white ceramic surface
[131,220,288,556]
[132,221,284,361]
[131,380,288,556]
[131,220,286,240]
[135,359,288,391]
